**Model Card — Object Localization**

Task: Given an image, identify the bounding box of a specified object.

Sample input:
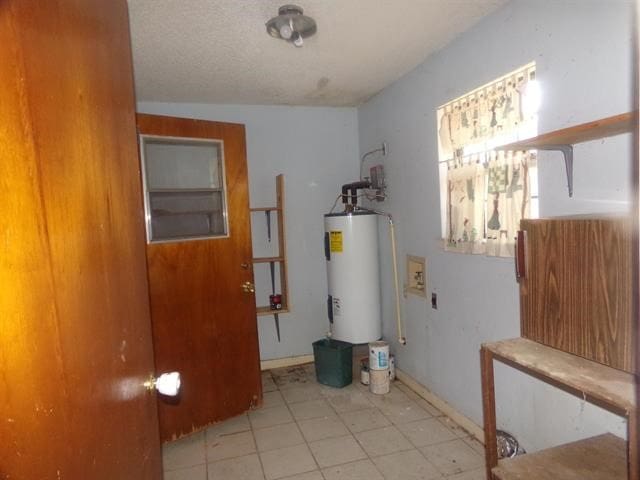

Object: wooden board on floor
[492,433,627,480]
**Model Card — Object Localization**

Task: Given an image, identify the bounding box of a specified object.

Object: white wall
[137,102,359,360]
[357,0,634,452]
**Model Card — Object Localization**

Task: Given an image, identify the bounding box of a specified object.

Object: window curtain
[484,151,533,257]
[439,63,537,258]
[445,161,486,255]
[445,151,534,257]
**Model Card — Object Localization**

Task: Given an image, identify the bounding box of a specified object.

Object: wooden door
[137,114,262,442]
[0,1,162,479]
[519,217,633,372]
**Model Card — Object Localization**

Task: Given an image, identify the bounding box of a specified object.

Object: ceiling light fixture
[266,5,317,48]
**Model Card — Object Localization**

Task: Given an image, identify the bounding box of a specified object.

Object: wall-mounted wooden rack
[250,174,289,341]
[496,111,638,197]
[481,337,637,480]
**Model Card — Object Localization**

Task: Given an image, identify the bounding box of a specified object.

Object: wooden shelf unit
[250,174,289,339]
[496,111,638,197]
[481,338,637,480]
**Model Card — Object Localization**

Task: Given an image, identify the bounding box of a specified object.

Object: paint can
[388,354,396,381]
[369,341,389,370]
[369,368,390,395]
[360,358,370,385]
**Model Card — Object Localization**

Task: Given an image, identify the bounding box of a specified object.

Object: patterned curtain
[445,151,534,257]
[445,161,485,254]
[485,151,532,257]
[439,63,537,258]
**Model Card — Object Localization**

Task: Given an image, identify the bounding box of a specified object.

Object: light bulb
[279,20,293,39]
[292,32,304,47]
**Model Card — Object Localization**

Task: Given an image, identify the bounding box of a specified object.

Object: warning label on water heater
[329,231,343,253]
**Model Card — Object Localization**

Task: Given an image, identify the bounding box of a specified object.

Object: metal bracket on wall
[534,144,574,197]
[274,313,280,342]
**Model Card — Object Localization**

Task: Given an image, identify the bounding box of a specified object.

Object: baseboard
[260,354,314,371]
[396,368,485,444]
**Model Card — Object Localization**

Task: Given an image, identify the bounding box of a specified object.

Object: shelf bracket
[274,313,281,342]
[533,144,574,197]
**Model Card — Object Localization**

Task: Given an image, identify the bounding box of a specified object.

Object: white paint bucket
[388,354,396,381]
[369,368,390,395]
[369,341,389,370]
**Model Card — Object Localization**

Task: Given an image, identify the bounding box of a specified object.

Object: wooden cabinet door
[519,217,633,372]
[0,1,161,478]
[137,114,262,442]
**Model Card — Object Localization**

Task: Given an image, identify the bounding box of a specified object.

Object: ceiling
[128,0,507,107]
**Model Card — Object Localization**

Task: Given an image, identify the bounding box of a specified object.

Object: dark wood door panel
[520,218,633,372]
[1,2,161,478]
[137,114,261,442]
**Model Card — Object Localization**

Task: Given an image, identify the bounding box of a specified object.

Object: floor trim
[260,354,314,371]
[396,368,485,444]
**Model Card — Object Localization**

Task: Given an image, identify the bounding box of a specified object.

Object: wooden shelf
[256,306,289,316]
[498,112,637,151]
[250,207,281,212]
[252,256,284,264]
[492,433,626,480]
[249,174,289,341]
[495,111,637,197]
[483,338,635,414]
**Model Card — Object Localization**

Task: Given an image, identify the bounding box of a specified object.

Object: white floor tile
[260,444,318,480]
[205,414,250,438]
[372,449,443,480]
[249,404,294,429]
[396,418,458,448]
[339,408,391,434]
[281,384,324,404]
[354,425,413,457]
[207,453,264,480]
[298,415,351,442]
[164,464,207,480]
[254,422,305,452]
[309,434,367,468]
[322,459,384,480]
[162,431,206,471]
[206,430,256,462]
[263,390,286,408]
[289,398,335,421]
[326,391,374,413]
[378,400,432,425]
[421,439,483,476]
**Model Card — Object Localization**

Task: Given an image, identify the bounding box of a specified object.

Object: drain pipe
[358,207,406,345]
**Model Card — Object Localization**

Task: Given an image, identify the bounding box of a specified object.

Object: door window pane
[141,136,228,242]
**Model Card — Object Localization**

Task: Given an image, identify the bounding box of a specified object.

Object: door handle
[242,281,255,293]
[144,372,181,396]
[515,230,526,282]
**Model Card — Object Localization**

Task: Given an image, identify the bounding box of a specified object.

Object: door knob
[144,371,181,396]
[242,281,255,293]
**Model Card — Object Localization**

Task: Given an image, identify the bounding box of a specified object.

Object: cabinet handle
[515,230,526,281]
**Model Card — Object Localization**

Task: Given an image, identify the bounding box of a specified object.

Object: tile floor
[162,364,485,480]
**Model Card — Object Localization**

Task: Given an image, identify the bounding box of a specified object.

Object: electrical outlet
[431,292,438,309]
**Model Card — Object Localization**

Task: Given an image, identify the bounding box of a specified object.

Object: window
[437,63,539,257]
[140,135,229,243]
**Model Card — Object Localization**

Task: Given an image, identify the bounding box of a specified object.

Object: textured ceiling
[128,0,507,107]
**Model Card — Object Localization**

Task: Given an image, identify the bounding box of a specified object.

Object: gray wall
[357,0,634,452]
[137,102,359,360]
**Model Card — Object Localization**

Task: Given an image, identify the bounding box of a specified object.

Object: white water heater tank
[324,212,381,344]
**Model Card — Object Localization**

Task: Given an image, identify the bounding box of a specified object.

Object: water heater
[324,212,381,344]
